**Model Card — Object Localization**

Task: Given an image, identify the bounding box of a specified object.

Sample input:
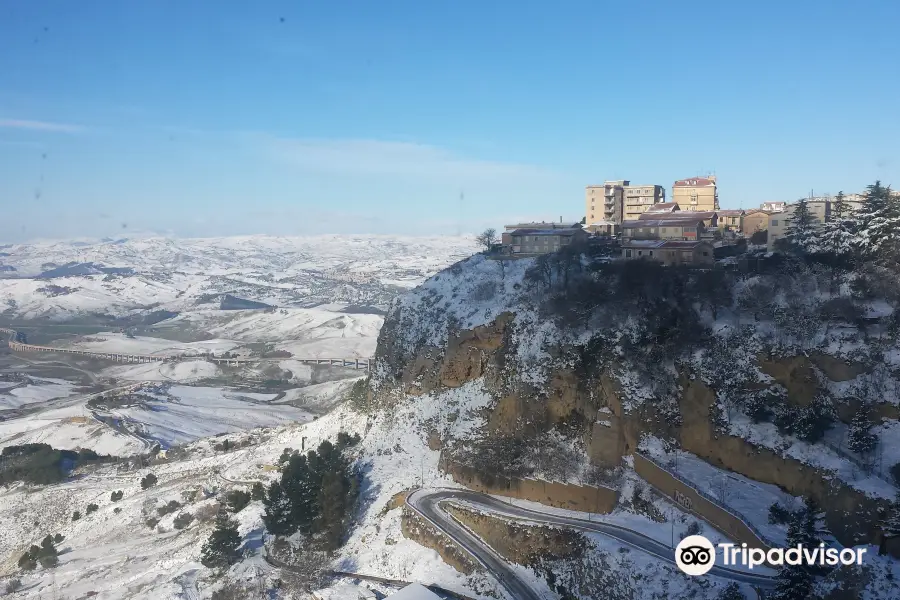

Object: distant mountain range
[0,234,477,321]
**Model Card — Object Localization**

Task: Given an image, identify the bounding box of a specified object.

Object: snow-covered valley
[4,235,900,600]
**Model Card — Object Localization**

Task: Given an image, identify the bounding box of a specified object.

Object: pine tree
[316,469,350,551]
[770,562,812,600]
[817,191,856,259]
[200,511,242,570]
[784,198,821,254]
[262,481,294,536]
[771,502,817,600]
[854,180,900,259]
[881,492,900,536]
[251,481,265,501]
[848,408,878,455]
[716,582,746,600]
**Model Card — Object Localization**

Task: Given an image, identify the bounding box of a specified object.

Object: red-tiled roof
[674,177,716,187]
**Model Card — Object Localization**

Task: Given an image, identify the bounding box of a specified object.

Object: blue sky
[1,1,898,242]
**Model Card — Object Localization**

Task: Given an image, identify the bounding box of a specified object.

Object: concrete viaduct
[2,329,373,371]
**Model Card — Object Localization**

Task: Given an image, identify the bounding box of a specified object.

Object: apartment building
[808,194,865,214]
[586,180,666,225]
[623,184,666,220]
[768,200,831,251]
[585,181,626,226]
[673,176,719,212]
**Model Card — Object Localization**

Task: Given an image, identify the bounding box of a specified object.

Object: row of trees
[783,181,899,263]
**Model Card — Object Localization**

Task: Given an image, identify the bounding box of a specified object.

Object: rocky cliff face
[372,253,900,547]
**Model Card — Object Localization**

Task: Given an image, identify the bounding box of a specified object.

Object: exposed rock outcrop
[445,504,584,565]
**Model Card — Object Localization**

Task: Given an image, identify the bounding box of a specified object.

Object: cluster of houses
[498,179,878,266]
[501,204,735,265]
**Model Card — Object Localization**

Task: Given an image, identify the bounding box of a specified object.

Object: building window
[661,228,666,233]
[649,250,654,256]
[771,220,778,226]
[626,249,632,258]
[702,251,709,256]
[638,251,643,256]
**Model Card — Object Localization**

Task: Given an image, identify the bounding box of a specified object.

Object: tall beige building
[623,184,666,220]
[586,180,626,225]
[673,176,719,212]
[586,180,665,225]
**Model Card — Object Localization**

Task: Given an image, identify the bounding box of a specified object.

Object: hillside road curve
[407,489,777,599]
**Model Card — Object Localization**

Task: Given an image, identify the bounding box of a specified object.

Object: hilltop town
[497,176,899,266]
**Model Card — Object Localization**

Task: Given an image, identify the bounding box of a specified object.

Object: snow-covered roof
[386,583,442,600]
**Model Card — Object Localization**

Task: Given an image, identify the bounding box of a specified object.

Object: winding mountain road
[407,489,777,599]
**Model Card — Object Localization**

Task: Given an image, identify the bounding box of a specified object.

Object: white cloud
[253,135,556,182]
[0,118,85,133]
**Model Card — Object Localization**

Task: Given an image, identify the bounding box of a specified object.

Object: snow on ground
[729,412,897,500]
[102,359,222,383]
[275,336,377,359]
[277,379,361,413]
[0,401,144,455]
[59,332,241,357]
[0,377,77,410]
[0,235,478,321]
[170,307,382,347]
[113,385,310,448]
[277,360,314,383]
[640,436,803,547]
[0,372,784,600]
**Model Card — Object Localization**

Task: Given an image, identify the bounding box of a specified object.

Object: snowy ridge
[0,234,478,321]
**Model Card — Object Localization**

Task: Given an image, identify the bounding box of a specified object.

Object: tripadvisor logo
[675,535,867,576]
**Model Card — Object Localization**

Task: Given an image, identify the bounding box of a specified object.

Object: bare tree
[475,228,499,253]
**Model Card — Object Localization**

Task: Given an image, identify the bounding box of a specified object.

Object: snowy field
[159,307,383,359]
[0,376,77,410]
[102,384,314,448]
[58,333,242,357]
[101,359,222,382]
[0,401,144,456]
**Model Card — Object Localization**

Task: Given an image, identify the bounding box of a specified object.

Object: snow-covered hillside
[0,235,478,321]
